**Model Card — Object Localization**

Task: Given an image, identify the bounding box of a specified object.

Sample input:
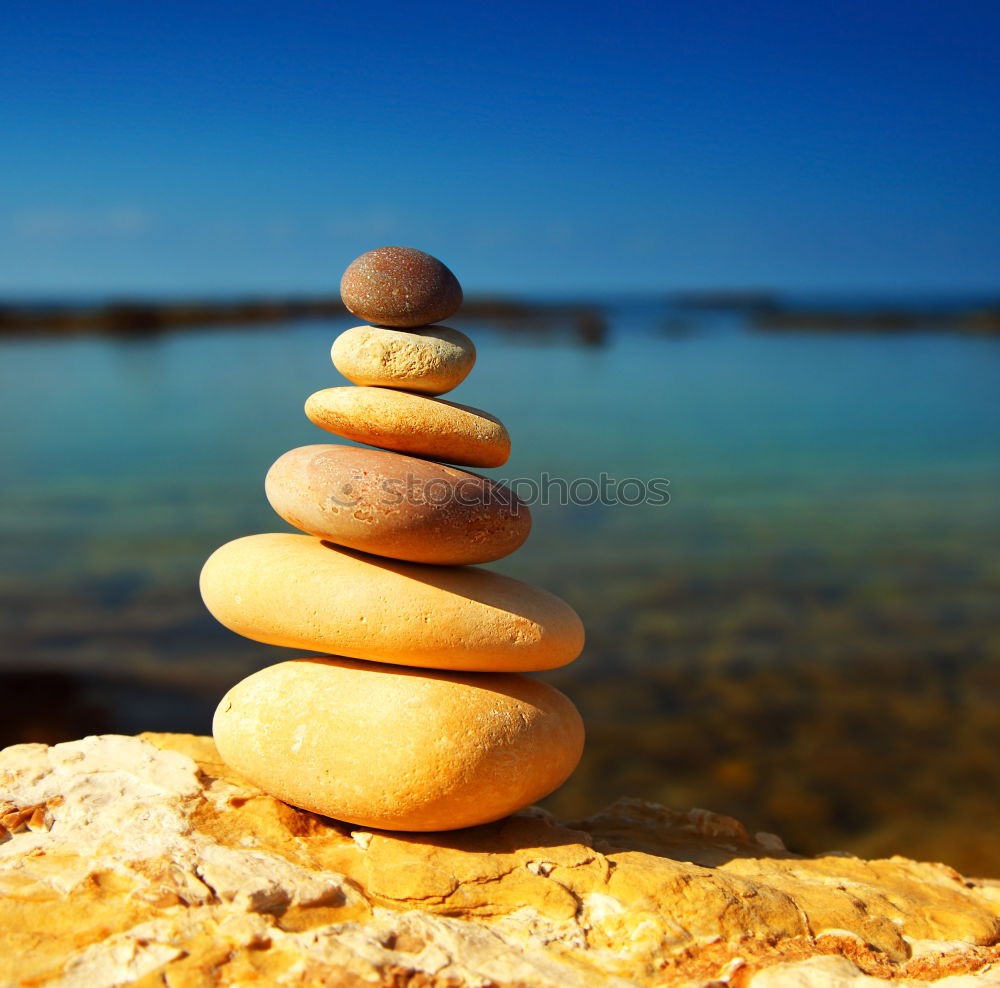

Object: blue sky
[2,0,998,296]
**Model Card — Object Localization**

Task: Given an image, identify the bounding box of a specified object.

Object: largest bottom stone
[213,657,585,831]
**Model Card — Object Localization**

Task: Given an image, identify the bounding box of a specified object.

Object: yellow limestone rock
[2,734,999,988]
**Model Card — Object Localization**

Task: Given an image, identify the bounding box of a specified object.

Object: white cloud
[10,206,154,240]
[326,207,405,240]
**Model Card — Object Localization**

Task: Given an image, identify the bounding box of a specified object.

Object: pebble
[213,656,585,831]
[340,246,463,328]
[304,387,511,467]
[199,533,585,672]
[331,324,475,396]
[265,444,529,565]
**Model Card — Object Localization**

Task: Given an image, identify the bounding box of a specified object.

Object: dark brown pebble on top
[340,247,463,328]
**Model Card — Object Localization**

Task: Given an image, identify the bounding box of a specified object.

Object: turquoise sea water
[2,303,999,871]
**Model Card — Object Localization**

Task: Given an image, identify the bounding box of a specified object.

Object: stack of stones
[201,247,585,832]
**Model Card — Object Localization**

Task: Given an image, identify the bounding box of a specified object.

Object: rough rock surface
[331,324,475,395]
[2,734,999,988]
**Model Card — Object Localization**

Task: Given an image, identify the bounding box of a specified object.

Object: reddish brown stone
[264,444,530,565]
[340,247,463,328]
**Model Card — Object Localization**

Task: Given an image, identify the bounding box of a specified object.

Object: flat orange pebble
[305,386,510,467]
[200,533,585,672]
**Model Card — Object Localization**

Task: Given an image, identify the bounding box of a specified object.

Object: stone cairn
[201,247,585,831]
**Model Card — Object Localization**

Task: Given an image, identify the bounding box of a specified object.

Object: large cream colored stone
[199,533,584,671]
[331,324,475,395]
[3,732,1000,987]
[265,444,529,564]
[305,386,511,467]
[213,657,585,831]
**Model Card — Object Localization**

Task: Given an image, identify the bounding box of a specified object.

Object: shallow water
[2,303,999,873]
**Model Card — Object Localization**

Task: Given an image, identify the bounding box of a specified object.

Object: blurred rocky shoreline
[2,293,999,338]
[0,296,610,343]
